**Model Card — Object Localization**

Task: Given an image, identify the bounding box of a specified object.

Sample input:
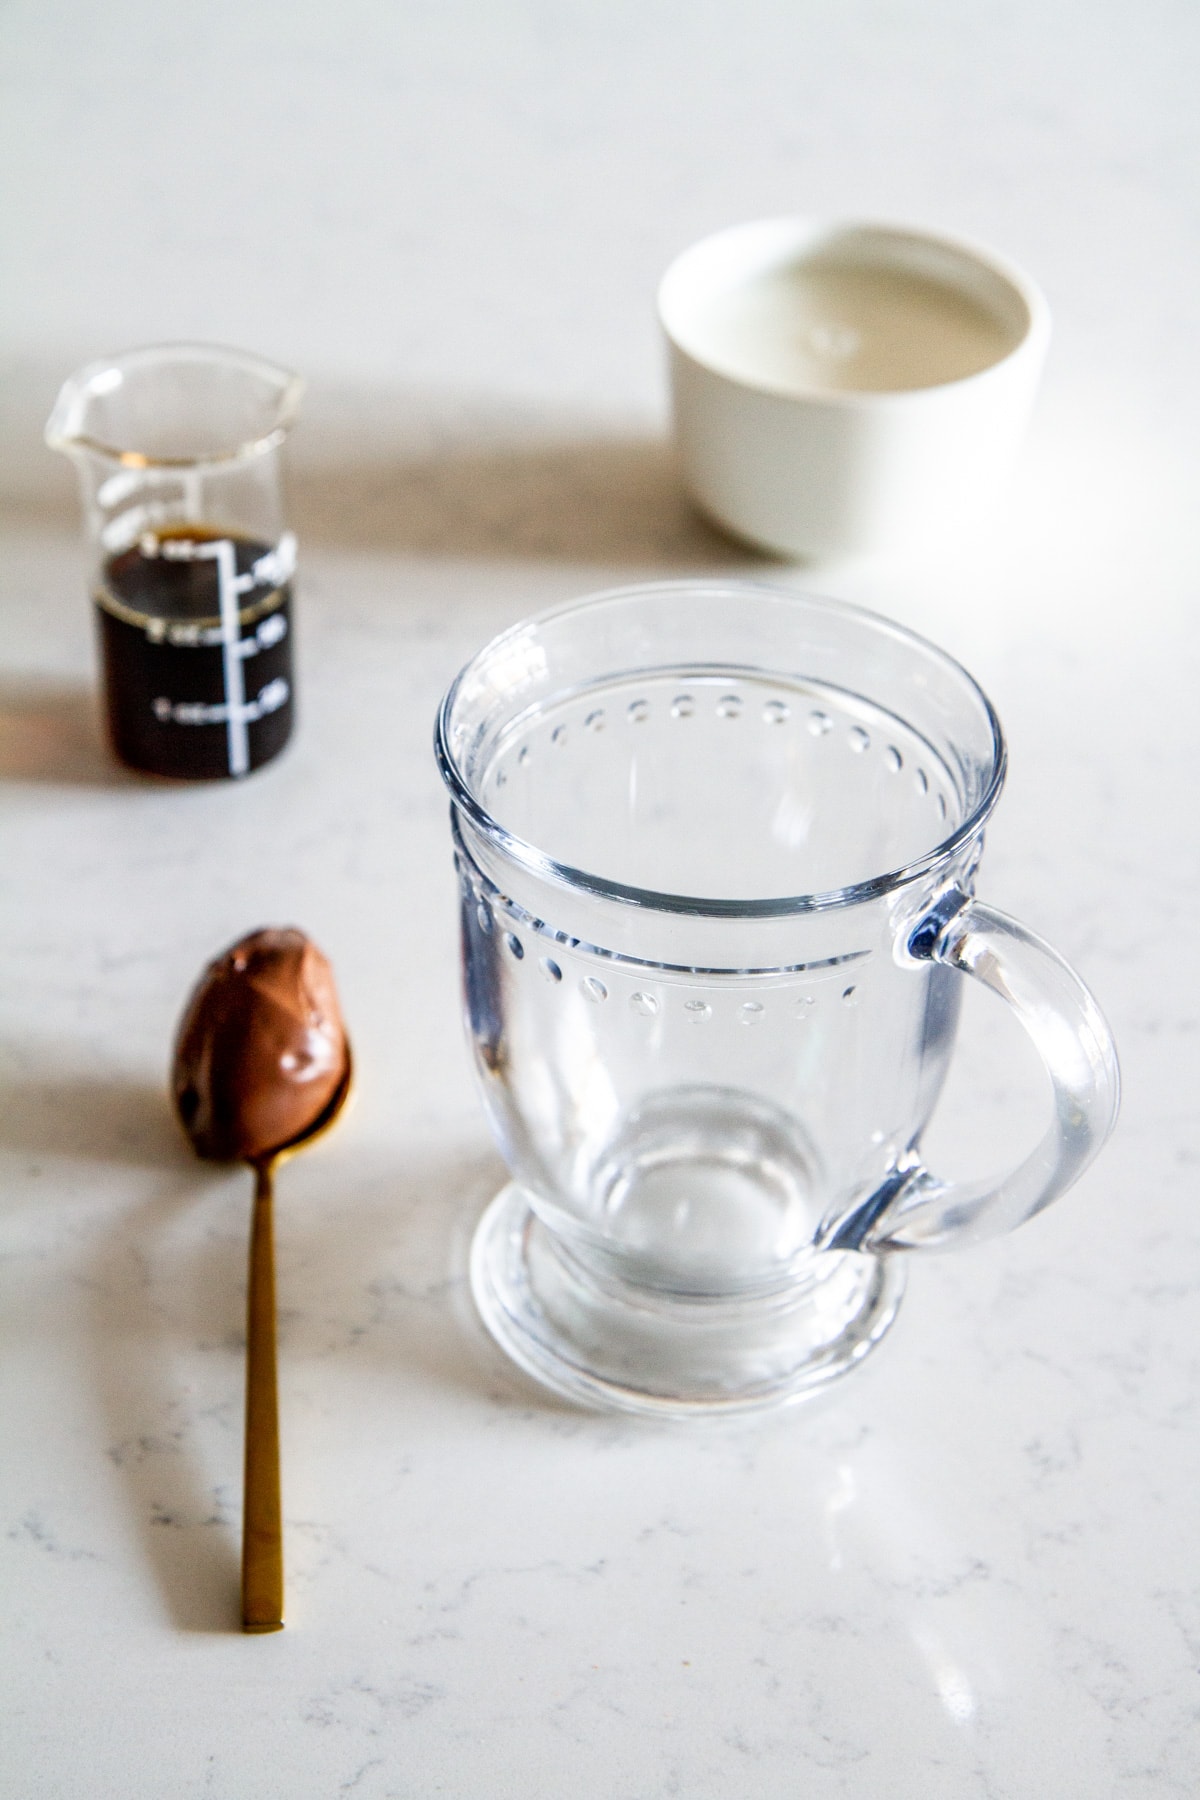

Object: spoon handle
[243,1159,284,1632]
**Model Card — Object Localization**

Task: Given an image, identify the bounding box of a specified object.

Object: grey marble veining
[3,3,1200,1796]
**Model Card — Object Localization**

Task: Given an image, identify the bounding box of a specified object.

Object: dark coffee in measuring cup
[96,527,295,779]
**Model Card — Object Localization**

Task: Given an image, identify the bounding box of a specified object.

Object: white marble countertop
[3,4,1199,1796]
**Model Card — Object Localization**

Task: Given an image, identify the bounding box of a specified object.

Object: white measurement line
[212,538,250,776]
[160,531,289,777]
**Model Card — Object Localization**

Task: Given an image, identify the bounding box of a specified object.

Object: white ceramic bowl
[659,217,1051,560]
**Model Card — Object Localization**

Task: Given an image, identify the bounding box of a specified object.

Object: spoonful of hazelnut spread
[172,927,351,1633]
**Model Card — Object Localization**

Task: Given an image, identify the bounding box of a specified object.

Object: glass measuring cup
[436,581,1120,1415]
[46,344,303,780]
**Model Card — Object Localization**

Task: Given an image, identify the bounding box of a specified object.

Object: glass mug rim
[436,579,1007,919]
[44,340,305,471]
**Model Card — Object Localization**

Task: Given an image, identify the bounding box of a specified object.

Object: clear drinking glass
[46,343,303,780]
[436,581,1120,1416]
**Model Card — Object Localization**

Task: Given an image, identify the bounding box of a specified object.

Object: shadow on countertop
[0,679,128,787]
[0,1063,183,1167]
[0,1053,556,1633]
[288,428,757,568]
[2,365,765,570]
[0,1056,244,1631]
[88,1175,248,1635]
[78,1132,557,1635]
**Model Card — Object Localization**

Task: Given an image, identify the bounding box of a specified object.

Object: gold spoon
[241,1063,351,1633]
[171,927,352,1634]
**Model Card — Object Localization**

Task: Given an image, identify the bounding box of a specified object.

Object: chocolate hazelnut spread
[172,927,349,1163]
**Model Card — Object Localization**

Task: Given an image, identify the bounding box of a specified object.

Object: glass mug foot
[470,1184,906,1417]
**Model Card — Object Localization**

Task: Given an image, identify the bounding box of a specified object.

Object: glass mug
[46,343,303,780]
[436,583,1119,1415]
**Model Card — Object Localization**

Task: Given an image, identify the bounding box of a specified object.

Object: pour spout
[44,342,304,468]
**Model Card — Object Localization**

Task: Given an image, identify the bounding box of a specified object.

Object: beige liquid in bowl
[692,258,1020,395]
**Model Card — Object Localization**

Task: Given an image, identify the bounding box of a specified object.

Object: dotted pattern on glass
[459,860,877,1032]
[485,684,955,829]
[473,674,961,912]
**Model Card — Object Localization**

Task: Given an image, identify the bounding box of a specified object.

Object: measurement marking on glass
[157,531,296,778]
[214,539,250,775]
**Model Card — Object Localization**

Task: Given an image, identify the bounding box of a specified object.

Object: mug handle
[822,893,1120,1254]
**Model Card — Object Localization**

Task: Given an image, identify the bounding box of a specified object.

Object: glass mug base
[470,1184,906,1417]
